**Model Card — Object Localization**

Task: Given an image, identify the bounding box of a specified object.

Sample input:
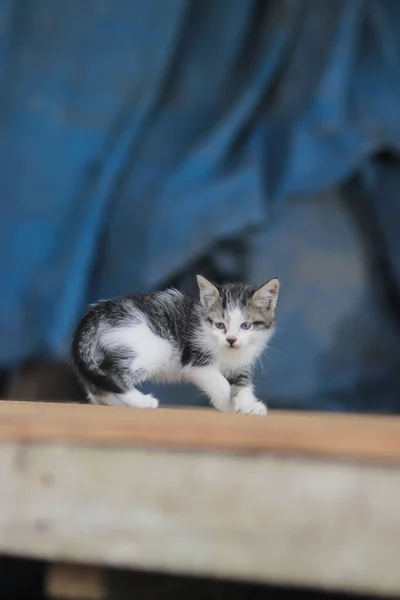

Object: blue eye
[240,322,252,330]
[215,322,225,330]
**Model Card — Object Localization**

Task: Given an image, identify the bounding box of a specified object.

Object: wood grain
[1,443,400,596]
[0,401,399,463]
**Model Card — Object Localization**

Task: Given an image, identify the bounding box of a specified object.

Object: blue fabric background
[1,0,400,411]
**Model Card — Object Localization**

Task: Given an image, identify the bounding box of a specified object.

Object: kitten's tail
[72,321,123,395]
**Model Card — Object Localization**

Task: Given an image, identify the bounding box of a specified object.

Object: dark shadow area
[0,555,387,599]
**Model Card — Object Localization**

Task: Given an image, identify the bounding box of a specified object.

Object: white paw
[236,400,268,416]
[118,391,159,409]
[139,393,159,409]
[212,399,235,413]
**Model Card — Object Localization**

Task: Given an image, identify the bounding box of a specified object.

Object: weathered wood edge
[0,401,399,465]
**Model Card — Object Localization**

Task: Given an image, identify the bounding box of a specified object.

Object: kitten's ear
[252,278,279,310]
[196,275,220,308]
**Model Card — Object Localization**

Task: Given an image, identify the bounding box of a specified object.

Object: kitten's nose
[226,336,237,346]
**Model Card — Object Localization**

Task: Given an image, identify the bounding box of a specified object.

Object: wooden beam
[1,402,400,595]
[1,442,400,597]
[0,401,399,464]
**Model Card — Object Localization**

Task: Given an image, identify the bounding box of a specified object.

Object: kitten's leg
[228,370,267,416]
[86,323,164,408]
[115,389,159,408]
[94,347,160,408]
[88,392,117,406]
[184,366,233,412]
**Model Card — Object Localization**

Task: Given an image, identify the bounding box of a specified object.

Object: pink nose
[226,336,237,346]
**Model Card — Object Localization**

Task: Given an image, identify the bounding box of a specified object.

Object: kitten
[72,275,279,415]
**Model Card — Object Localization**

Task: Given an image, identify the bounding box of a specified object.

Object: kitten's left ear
[196,275,220,308]
[252,278,279,310]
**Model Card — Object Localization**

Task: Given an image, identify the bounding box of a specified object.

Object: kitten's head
[196,275,279,354]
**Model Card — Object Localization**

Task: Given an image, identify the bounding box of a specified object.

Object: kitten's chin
[221,343,241,351]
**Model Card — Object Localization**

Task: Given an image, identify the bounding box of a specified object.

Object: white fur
[129,324,181,382]
[100,322,181,383]
[89,390,158,409]
[183,366,234,412]
[233,386,268,416]
[115,389,159,408]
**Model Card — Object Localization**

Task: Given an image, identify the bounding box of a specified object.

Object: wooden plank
[1,442,400,596]
[0,401,399,464]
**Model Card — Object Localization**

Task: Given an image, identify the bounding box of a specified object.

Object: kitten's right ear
[196,275,220,308]
[252,278,280,310]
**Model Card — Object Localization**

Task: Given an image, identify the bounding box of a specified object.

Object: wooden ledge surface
[1,401,400,595]
[0,401,399,464]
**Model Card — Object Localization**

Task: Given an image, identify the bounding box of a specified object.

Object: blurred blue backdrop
[1,0,400,411]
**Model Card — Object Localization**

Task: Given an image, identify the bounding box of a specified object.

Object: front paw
[212,396,236,413]
[235,398,268,416]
